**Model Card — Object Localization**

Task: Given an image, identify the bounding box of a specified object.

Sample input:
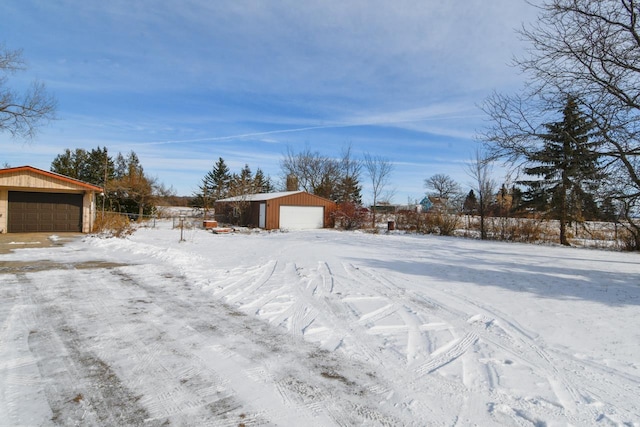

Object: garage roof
[0,165,103,192]
[217,191,304,202]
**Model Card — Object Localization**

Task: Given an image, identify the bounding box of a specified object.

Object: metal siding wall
[264,193,336,230]
[266,199,279,230]
[249,202,261,227]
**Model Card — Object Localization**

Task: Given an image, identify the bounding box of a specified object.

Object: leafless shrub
[395,210,429,233]
[503,218,545,243]
[426,212,460,236]
[333,202,368,230]
[93,212,134,238]
[619,228,640,251]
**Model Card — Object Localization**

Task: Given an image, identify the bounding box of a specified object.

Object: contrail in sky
[137,123,359,146]
[133,114,482,147]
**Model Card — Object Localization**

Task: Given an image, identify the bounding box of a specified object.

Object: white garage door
[279,206,324,230]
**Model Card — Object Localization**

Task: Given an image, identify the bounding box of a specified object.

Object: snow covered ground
[1,221,639,426]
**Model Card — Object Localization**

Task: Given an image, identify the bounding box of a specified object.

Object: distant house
[216,191,337,230]
[0,166,102,233]
[419,196,433,212]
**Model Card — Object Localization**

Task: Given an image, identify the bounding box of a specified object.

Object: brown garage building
[0,166,102,233]
[216,191,337,230]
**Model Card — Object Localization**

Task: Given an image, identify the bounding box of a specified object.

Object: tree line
[479,0,640,250]
[42,143,394,229]
[190,146,394,228]
[190,158,274,214]
[50,147,172,217]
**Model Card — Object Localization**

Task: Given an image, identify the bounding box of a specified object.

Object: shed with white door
[216,191,337,230]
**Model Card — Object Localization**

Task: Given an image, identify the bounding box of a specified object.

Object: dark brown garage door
[8,191,83,232]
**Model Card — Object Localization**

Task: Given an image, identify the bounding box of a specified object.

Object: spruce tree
[194,157,231,216]
[85,146,114,187]
[51,148,89,181]
[334,175,362,204]
[463,190,478,215]
[234,164,254,195]
[203,157,231,200]
[253,168,274,193]
[519,97,603,245]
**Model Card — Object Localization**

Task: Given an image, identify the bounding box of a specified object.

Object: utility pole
[102,148,108,221]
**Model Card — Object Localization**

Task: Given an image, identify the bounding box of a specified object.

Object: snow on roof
[216,190,304,202]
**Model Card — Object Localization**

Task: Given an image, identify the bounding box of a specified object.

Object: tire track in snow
[339,263,521,424]
[225,260,278,304]
[294,263,387,364]
[334,262,489,423]
[238,262,298,314]
[108,269,252,424]
[104,234,583,424]
[416,332,479,376]
[22,270,151,426]
[357,303,399,326]
[111,265,412,425]
[0,274,50,426]
[306,261,334,296]
[92,230,638,425]
[230,259,387,365]
[454,296,600,423]
[342,262,469,370]
[546,346,640,420]
[396,276,608,425]
[210,262,275,300]
[340,263,432,368]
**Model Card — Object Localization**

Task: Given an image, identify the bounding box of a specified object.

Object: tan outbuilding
[0,166,102,233]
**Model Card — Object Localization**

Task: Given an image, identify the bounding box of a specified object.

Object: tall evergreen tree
[462,190,478,215]
[519,97,603,245]
[51,148,89,181]
[51,147,158,216]
[193,157,231,215]
[253,168,274,193]
[113,152,128,180]
[231,164,254,196]
[333,145,362,204]
[85,146,114,188]
[204,157,231,200]
[334,176,362,204]
[51,146,114,197]
[84,146,114,212]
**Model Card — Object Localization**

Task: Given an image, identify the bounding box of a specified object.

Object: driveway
[0,232,82,254]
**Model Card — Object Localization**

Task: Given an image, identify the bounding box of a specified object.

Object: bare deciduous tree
[466,149,496,240]
[280,145,362,203]
[1,44,56,139]
[425,173,462,200]
[363,153,394,228]
[280,147,340,199]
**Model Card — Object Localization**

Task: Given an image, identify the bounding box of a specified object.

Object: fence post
[179,214,186,242]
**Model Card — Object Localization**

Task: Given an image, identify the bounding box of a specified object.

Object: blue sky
[2,1,538,203]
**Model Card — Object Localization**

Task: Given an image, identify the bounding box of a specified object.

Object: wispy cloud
[2,0,539,202]
[133,114,474,147]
